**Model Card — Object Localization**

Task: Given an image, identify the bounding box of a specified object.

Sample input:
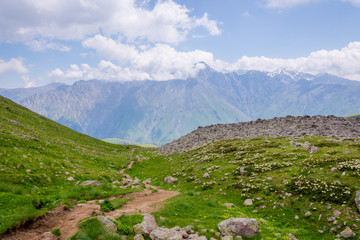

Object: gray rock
[164,176,178,184]
[134,234,144,240]
[133,214,158,236]
[203,173,210,179]
[221,236,233,240]
[355,190,360,213]
[288,233,297,240]
[66,177,75,181]
[340,226,356,238]
[243,199,253,206]
[223,203,235,208]
[305,211,312,217]
[218,218,260,237]
[307,145,319,153]
[149,227,183,240]
[80,180,103,186]
[41,232,58,240]
[160,115,360,154]
[96,216,117,233]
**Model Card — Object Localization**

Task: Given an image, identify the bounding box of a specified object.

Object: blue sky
[0,0,360,88]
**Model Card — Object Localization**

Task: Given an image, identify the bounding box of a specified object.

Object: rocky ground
[160,115,360,154]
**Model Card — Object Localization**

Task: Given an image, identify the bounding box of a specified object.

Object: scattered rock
[66,177,75,182]
[307,145,319,153]
[80,180,103,186]
[149,227,183,240]
[133,214,158,236]
[340,226,356,238]
[134,234,144,240]
[96,216,117,233]
[333,210,341,216]
[159,116,360,154]
[305,211,312,217]
[243,199,253,206]
[223,203,235,208]
[203,173,210,179]
[218,218,260,237]
[41,232,58,240]
[288,233,297,240]
[221,236,233,240]
[164,176,178,184]
[355,190,360,213]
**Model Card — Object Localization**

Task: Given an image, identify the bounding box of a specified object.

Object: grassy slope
[102,138,157,148]
[0,96,139,234]
[131,136,360,239]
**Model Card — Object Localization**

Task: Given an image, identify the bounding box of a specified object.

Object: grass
[129,136,360,239]
[344,113,360,119]
[102,138,157,148]
[0,96,140,234]
[71,214,144,240]
[1,94,360,239]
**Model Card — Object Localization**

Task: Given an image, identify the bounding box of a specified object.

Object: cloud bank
[49,41,360,84]
[264,0,360,8]
[0,0,220,44]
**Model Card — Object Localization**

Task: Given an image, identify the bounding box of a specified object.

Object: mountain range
[1,66,360,144]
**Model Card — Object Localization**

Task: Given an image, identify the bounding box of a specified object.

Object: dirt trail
[1,153,179,240]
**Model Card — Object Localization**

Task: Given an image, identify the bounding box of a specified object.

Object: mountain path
[1,152,179,240]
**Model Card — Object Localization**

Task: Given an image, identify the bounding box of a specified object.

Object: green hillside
[130,136,360,239]
[344,114,360,119]
[1,94,360,239]
[102,138,157,148]
[0,96,138,234]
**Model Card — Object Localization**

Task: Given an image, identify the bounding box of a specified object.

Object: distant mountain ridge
[1,67,360,144]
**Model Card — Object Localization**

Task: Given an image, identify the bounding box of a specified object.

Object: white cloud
[264,0,360,8]
[0,0,220,45]
[0,58,28,74]
[49,41,360,84]
[25,39,70,52]
[229,41,360,80]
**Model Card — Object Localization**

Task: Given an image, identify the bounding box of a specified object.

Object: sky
[1,0,360,89]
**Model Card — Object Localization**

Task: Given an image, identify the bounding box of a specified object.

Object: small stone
[203,173,210,179]
[328,217,336,222]
[305,211,312,217]
[164,176,178,184]
[295,215,299,220]
[318,230,323,233]
[223,203,235,208]
[333,210,341,216]
[26,169,31,174]
[66,177,75,181]
[80,180,102,186]
[134,234,144,240]
[244,199,253,206]
[340,226,356,238]
[64,171,69,175]
[288,233,297,240]
[260,218,267,224]
[331,167,337,171]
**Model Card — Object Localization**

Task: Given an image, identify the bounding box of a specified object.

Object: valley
[0,95,359,239]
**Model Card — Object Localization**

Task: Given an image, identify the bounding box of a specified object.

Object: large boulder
[133,214,158,236]
[96,216,117,233]
[149,227,183,240]
[80,180,103,186]
[164,176,178,184]
[218,218,260,237]
[355,190,360,212]
[340,227,356,238]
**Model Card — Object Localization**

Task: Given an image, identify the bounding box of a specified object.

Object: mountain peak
[267,68,313,81]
